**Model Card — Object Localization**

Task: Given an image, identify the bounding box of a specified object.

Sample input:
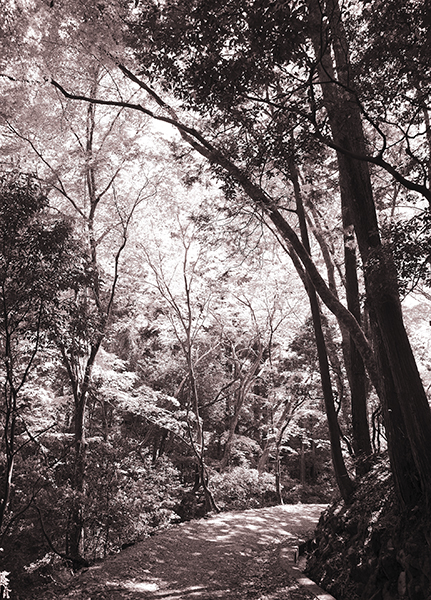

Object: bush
[1,437,185,599]
[282,481,335,504]
[211,467,277,511]
[82,439,184,559]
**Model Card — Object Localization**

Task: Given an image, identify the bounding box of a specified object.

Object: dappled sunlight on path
[40,504,328,600]
[187,505,327,546]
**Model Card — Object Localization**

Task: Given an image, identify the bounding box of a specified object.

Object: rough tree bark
[307,0,431,505]
[342,203,372,476]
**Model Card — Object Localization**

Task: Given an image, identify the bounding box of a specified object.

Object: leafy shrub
[282,481,335,504]
[211,467,277,510]
[0,436,185,599]
[224,435,262,468]
[82,439,184,559]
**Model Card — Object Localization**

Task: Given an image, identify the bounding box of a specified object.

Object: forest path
[40,504,331,600]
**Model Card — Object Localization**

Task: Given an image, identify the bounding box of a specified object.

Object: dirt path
[38,504,328,600]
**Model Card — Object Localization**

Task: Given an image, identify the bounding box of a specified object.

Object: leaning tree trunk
[290,155,355,501]
[305,200,372,470]
[307,0,431,505]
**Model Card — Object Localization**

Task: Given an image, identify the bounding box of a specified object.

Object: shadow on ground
[37,504,327,600]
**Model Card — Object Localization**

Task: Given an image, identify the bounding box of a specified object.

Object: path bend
[38,504,332,600]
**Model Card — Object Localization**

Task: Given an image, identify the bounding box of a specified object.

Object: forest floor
[32,504,331,600]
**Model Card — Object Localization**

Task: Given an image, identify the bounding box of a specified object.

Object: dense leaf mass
[2,0,431,598]
[0,174,89,333]
[385,209,431,297]
[129,0,307,112]
[350,0,431,96]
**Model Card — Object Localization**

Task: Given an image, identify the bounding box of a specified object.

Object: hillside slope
[306,456,431,600]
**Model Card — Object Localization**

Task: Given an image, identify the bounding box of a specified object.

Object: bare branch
[4,122,85,217]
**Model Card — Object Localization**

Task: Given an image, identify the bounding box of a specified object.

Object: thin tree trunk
[307,281,355,500]
[0,403,15,531]
[258,439,272,474]
[300,439,306,486]
[70,396,85,562]
[220,344,264,470]
[0,308,43,533]
[275,443,283,504]
[307,200,372,473]
[290,154,355,501]
[310,439,316,482]
[67,338,102,566]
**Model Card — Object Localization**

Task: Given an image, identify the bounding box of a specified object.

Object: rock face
[305,455,431,600]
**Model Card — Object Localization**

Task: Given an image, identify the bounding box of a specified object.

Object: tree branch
[32,500,89,568]
[50,74,382,397]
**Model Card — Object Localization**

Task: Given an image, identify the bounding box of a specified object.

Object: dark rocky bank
[305,455,431,600]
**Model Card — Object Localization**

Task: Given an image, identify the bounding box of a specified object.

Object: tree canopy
[1,1,431,597]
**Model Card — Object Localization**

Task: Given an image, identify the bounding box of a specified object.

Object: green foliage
[0,169,338,590]
[211,467,277,511]
[1,434,184,594]
[5,0,429,582]
[0,571,10,598]
[0,173,83,324]
[0,173,94,371]
[350,0,431,104]
[129,0,306,112]
[219,434,262,468]
[384,210,431,297]
[0,171,91,538]
[282,481,335,504]
[82,441,183,558]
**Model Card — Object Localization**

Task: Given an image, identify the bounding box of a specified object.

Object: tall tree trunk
[306,278,355,501]
[258,439,272,474]
[369,309,421,505]
[69,397,86,566]
[0,398,15,533]
[306,203,370,455]
[275,443,283,504]
[290,155,355,501]
[307,0,431,504]
[300,439,306,486]
[342,203,372,476]
[310,439,316,482]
